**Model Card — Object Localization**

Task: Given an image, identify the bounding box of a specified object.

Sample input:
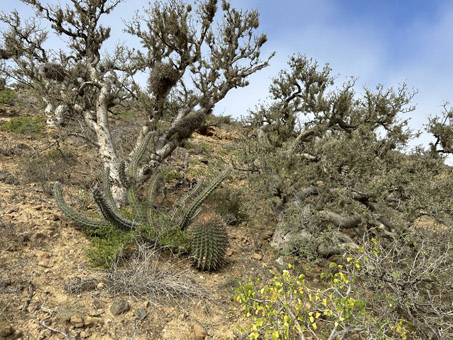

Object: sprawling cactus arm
[103,167,121,215]
[128,132,152,181]
[53,182,110,229]
[146,168,163,210]
[119,160,130,189]
[170,177,205,222]
[127,184,148,224]
[179,167,232,231]
[92,188,138,231]
[191,207,202,225]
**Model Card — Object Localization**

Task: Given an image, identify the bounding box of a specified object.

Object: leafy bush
[0,116,44,134]
[85,225,134,268]
[349,235,453,339]
[210,185,248,225]
[234,261,410,340]
[21,147,76,194]
[0,89,16,105]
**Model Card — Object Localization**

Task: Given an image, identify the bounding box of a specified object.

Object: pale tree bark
[43,99,67,127]
[81,78,125,203]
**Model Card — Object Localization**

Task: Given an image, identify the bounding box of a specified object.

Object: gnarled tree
[240,53,453,258]
[0,11,73,125]
[1,0,272,203]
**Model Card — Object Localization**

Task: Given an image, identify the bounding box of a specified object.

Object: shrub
[0,89,16,105]
[207,114,233,126]
[0,116,44,134]
[21,147,76,194]
[210,185,248,225]
[106,243,211,303]
[348,235,453,339]
[234,261,410,339]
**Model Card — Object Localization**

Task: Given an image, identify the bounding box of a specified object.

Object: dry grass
[106,243,212,306]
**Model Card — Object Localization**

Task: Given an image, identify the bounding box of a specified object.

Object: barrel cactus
[53,131,232,250]
[190,213,228,271]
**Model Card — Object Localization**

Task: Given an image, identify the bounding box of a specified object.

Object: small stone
[110,299,129,316]
[84,316,103,327]
[69,315,84,328]
[252,252,263,261]
[32,232,47,242]
[144,301,150,308]
[96,282,105,289]
[88,308,103,317]
[262,232,273,240]
[276,256,285,266]
[0,322,14,337]
[193,324,207,340]
[38,261,50,268]
[135,308,147,321]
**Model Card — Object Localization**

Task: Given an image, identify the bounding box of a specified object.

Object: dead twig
[39,320,75,340]
[21,280,34,312]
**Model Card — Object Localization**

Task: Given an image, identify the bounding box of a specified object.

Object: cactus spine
[190,213,228,271]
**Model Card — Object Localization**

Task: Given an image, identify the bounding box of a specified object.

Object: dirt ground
[0,103,285,340]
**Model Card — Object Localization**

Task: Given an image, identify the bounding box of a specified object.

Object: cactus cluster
[190,213,228,271]
[53,132,232,266]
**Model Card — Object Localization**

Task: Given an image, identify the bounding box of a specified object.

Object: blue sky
[1,0,452,152]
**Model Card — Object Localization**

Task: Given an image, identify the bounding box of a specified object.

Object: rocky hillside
[0,98,285,340]
[1,91,453,340]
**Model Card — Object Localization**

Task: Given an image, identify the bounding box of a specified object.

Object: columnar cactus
[53,132,232,250]
[190,213,228,271]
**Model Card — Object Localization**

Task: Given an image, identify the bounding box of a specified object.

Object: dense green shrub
[0,88,16,105]
[0,116,44,134]
[210,185,248,225]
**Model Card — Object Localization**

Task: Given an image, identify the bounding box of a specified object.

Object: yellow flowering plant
[234,256,411,340]
[234,261,366,339]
